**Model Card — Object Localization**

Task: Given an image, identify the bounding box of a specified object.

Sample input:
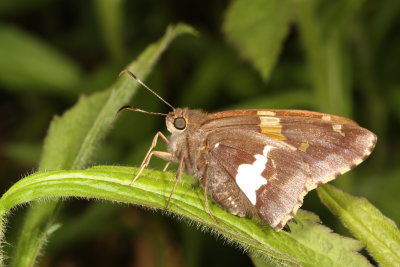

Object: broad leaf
[223,0,292,81]
[0,24,82,94]
[94,0,125,61]
[318,184,400,266]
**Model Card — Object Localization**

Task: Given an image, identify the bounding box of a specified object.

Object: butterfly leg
[129,131,170,186]
[162,162,171,172]
[165,157,184,210]
[203,176,217,222]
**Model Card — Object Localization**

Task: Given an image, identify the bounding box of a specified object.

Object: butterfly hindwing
[205,128,311,230]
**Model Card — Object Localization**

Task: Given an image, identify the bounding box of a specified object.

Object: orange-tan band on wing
[258,116,287,141]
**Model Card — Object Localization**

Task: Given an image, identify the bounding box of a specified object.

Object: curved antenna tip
[117,105,133,114]
[119,70,175,110]
[119,69,136,78]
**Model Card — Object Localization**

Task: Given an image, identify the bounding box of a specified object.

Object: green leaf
[295,0,360,117]
[0,24,82,94]
[222,0,292,81]
[8,23,196,267]
[2,166,372,267]
[94,0,125,61]
[318,184,400,266]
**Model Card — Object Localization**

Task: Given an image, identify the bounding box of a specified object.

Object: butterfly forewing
[203,109,376,185]
[278,116,376,186]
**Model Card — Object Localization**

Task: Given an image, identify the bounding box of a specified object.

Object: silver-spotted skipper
[118,70,377,231]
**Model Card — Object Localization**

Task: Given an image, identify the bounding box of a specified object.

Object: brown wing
[200,109,376,230]
[205,128,310,231]
[202,109,377,187]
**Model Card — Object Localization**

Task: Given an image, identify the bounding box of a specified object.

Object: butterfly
[118,70,377,231]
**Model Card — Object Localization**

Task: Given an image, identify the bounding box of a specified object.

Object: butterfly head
[166,108,209,134]
[166,108,188,133]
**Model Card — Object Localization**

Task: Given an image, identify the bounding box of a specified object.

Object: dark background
[1,0,399,266]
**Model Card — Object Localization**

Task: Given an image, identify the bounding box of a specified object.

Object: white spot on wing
[235,146,273,205]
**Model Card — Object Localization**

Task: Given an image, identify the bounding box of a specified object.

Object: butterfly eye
[174,117,186,130]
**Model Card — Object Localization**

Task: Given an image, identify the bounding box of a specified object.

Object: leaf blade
[222,0,292,81]
[318,184,400,266]
[0,24,82,94]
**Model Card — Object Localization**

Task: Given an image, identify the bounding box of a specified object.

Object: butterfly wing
[201,109,376,230]
[205,128,310,230]
[203,109,376,187]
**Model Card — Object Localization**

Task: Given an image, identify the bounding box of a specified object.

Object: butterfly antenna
[117,106,168,116]
[120,69,175,110]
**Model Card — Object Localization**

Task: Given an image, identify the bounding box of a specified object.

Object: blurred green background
[0,0,399,266]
